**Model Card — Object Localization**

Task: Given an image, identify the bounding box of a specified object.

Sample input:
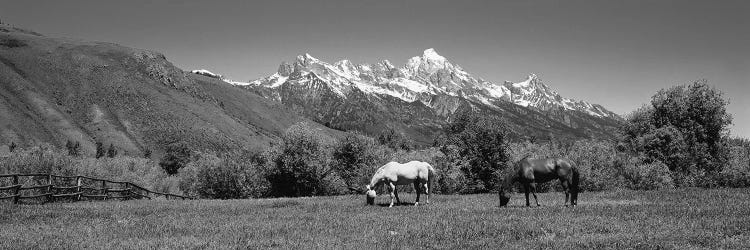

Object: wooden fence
[0,173,192,204]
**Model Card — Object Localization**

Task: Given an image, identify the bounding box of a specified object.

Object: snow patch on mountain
[223,79,252,86]
[191,69,222,78]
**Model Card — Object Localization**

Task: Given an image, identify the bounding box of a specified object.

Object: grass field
[2,188,750,249]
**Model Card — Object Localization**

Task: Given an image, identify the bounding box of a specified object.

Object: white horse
[366,161,435,207]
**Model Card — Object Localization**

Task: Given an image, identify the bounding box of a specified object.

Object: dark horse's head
[499,193,510,207]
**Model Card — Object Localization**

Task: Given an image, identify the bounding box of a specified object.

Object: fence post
[47,174,54,203]
[124,183,131,200]
[12,175,19,204]
[76,176,82,201]
[101,180,107,201]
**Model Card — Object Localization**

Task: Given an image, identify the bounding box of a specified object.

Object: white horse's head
[365,185,376,205]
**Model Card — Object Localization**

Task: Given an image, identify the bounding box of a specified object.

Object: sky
[2,0,749,138]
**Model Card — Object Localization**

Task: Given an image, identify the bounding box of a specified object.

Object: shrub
[264,122,345,197]
[71,156,166,190]
[332,132,388,192]
[439,112,510,193]
[0,38,27,48]
[106,144,117,158]
[0,144,74,175]
[623,160,674,190]
[65,140,81,156]
[567,140,622,191]
[432,146,470,194]
[159,141,193,175]
[95,142,105,158]
[179,152,269,199]
[377,127,413,150]
[716,145,750,187]
[0,144,170,191]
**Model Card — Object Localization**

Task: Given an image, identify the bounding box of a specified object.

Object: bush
[432,146,469,194]
[716,145,750,187]
[71,156,167,190]
[179,152,269,199]
[0,144,170,191]
[377,127,413,150]
[623,160,674,190]
[438,112,510,193]
[0,144,74,175]
[159,141,193,175]
[332,132,388,192]
[567,140,623,191]
[264,122,346,197]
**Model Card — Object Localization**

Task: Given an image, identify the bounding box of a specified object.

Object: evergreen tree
[65,140,74,155]
[106,144,117,158]
[66,140,80,156]
[160,141,192,175]
[95,141,105,158]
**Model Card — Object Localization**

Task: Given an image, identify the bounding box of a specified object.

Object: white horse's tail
[426,163,436,194]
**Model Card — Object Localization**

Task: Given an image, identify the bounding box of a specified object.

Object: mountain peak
[381,59,395,69]
[422,48,445,62]
[296,53,320,64]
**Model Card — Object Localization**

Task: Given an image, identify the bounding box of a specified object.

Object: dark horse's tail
[571,166,580,205]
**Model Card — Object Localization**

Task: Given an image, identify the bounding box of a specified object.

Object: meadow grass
[2,188,749,249]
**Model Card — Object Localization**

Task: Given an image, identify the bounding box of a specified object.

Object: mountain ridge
[223,48,623,144]
[242,49,619,118]
[0,25,337,157]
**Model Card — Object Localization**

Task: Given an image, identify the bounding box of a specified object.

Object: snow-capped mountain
[206,49,623,143]
[245,49,618,119]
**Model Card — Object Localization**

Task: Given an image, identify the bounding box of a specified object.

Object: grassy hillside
[0,25,332,157]
[2,189,748,249]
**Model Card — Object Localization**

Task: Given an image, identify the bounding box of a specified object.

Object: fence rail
[0,173,193,204]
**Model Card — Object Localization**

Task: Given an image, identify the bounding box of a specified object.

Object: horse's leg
[423,183,429,204]
[388,182,396,208]
[524,183,531,207]
[413,181,420,206]
[561,179,570,207]
[530,182,540,206]
[393,185,401,205]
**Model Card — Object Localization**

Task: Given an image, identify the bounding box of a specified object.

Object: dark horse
[498,156,579,207]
